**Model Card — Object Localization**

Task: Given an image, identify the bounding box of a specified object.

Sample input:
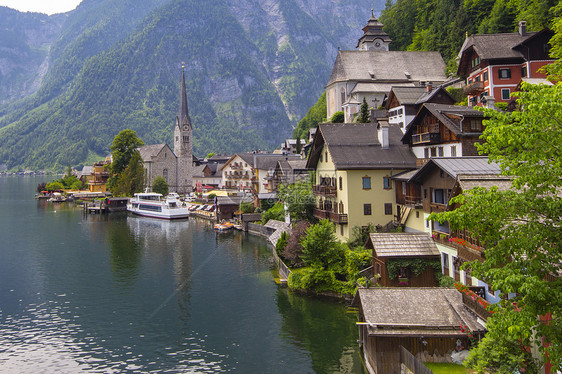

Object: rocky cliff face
[0,0,385,170]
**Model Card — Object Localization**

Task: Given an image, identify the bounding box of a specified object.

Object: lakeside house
[306,121,416,240]
[354,287,486,374]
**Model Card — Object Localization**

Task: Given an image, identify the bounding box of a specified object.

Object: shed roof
[368,233,439,257]
[356,288,486,337]
[327,50,447,87]
[307,122,417,170]
[410,157,501,183]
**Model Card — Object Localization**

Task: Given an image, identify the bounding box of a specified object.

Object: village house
[269,158,309,193]
[252,154,302,199]
[385,85,456,134]
[306,121,416,240]
[401,103,485,166]
[326,12,448,122]
[192,163,224,191]
[397,157,509,304]
[78,161,110,193]
[354,287,486,374]
[221,153,255,192]
[138,68,194,194]
[365,233,440,288]
[457,21,554,107]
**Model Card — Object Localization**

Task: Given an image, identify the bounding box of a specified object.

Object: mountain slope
[0,0,383,171]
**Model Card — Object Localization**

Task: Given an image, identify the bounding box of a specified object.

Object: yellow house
[88,163,109,193]
[306,122,416,240]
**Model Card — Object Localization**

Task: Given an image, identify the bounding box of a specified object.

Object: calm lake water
[0,176,365,373]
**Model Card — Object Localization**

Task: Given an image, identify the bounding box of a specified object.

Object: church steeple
[177,63,191,129]
[356,11,392,51]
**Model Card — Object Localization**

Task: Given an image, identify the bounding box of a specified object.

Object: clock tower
[356,10,391,51]
[174,64,193,194]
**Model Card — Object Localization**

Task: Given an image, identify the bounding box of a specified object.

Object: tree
[112,151,145,196]
[357,97,370,123]
[300,219,345,269]
[330,111,344,123]
[295,137,302,154]
[281,220,310,267]
[110,129,144,175]
[152,176,168,195]
[430,81,562,372]
[277,181,314,222]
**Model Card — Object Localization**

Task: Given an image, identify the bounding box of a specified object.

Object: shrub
[152,176,169,195]
[240,202,255,213]
[281,221,309,267]
[275,231,288,257]
[330,111,344,123]
[261,202,285,224]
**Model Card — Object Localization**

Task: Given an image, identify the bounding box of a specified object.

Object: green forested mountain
[0,0,383,171]
[380,0,560,72]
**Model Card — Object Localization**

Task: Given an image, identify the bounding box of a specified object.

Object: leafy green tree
[206,152,215,159]
[110,129,144,175]
[112,151,145,196]
[329,111,344,123]
[348,223,376,248]
[357,97,370,123]
[240,202,255,213]
[430,80,562,371]
[300,219,345,270]
[261,202,285,224]
[277,181,314,222]
[152,176,168,196]
[45,181,64,191]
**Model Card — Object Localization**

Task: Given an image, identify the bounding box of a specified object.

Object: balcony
[404,195,422,208]
[412,132,440,145]
[329,212,348,224]
[312,185,337,197]
[433,231,485,263]
[463,81,485,95]
[313,208,329,219]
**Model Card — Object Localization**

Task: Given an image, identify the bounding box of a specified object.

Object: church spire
[356,10,392,51]
[178,62,191,129]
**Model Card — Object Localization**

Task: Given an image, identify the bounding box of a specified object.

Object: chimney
[426,82,433,93]
[378,121,390,149]
[483,95,496,110]
[519,21,527,36]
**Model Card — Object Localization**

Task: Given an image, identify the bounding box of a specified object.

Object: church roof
[327,51,447,87]
[138,144,170,162]
[177,69,192,129]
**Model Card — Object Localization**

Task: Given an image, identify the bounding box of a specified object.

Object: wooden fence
[400,346,434,374]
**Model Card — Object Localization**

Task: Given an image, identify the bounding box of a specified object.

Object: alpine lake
[0,176,366,373]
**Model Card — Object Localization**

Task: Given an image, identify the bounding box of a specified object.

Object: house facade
[221,153,255,192]
[306,122,416,240]
[401,103,485,166]
[457,21,554,107]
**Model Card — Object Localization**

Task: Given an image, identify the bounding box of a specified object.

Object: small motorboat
[214,221,234,232]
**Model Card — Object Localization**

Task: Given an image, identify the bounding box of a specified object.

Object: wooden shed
[366,233,440,287]
[353,287,486,374]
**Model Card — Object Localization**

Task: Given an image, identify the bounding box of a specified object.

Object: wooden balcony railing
[312,185,337,197]
[313,208,329,220]
[404,195,422,207]
[463,81,485,95]
[329,212,348,224]
[412,132,440,145]
[432,231,485,263]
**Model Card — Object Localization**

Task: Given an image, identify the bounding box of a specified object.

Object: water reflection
[277,289,366,374]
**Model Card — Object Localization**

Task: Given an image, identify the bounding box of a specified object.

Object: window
[501,88,510,100]
[424,148,429,159]
[383,177,391,189]
[340,224,344,236]
[498,68,511,79]
[424,189,427,199]
[364,204,372,215]
[470,119,482,131]
[340,88,345,105]
[442,253,449,270]
[521,66,527,78]
[430,147,437,157]
[384,203,392,215]
[433,189,446,204]
[402,182,406,196]
[416,211,419,218]
[325,152,328,161]
[163,169,168,182]
[183,135,189,143]
[319,154,323,163]
[438,147,444,157]
[483,71,488,81]
[362,176,371,189]
[451,145,457,157]
[475,76,480,82]
[339,176,343,190]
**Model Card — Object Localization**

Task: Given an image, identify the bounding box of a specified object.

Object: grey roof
[403,103,484,142]
[327,50,447,87]
[351,82,415,94]
[264,220,290,230]
[356,288,486,337]
[458,32,537,61]
[388,86,429,105]
[391,169,419,181]
[307,122,417,170]
[254,154,301,171]
[411,157,501,183]
[138,144,169,162]
[81,165,94,176]
[192,164,206,178]
[456,174,512,192]
[368,233,439,257]
[216,195,253,206]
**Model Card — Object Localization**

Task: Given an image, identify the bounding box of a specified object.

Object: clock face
[374,39,383,49]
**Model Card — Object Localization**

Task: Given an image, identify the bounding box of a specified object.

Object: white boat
[127,192,189,219]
